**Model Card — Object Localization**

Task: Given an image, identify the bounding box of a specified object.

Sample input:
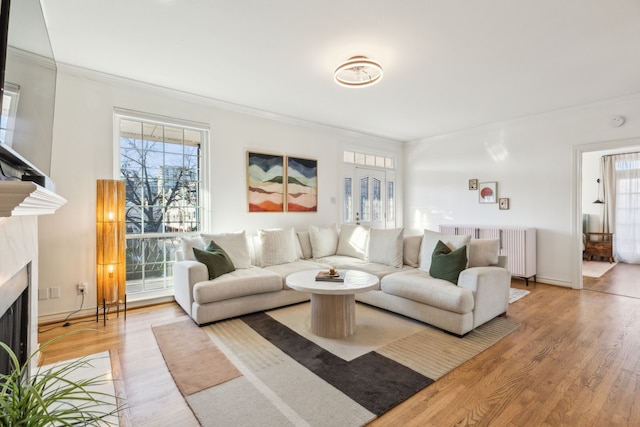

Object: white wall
[582,150,604,232]
[38,66,402,318]
[404,94,640,287]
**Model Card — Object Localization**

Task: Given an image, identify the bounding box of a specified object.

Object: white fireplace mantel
[0,181,67,217]
[0,181,66,376]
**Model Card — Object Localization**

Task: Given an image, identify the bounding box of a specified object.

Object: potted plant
[1,331,124,426]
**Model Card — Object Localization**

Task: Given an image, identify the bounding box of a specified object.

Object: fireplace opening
[0,266,30,377]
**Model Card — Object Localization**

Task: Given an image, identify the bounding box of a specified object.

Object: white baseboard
[38,295,176,325]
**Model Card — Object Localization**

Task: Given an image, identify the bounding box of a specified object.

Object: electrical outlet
[50,287,61,298]
[77,283,87,295]
[38,288,49,300]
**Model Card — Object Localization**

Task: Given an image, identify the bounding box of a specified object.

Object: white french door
[355,167,394,229]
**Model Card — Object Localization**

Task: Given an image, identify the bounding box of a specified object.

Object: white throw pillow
[336,224,369,260]
[201,230,251,268]
[419,229,471,273]
[179,236,205,261]
[368,228,404,268]
[308,224,338,258]
[403,235,422,267]
[297,231,312,259]
[468,239,500,267]
[258,228,298,267]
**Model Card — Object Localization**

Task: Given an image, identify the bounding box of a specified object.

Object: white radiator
[439,225,536,284]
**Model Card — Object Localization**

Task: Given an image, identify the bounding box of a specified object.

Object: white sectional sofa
[173,225,511,336]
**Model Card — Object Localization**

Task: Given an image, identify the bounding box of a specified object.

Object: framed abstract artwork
[478,182,497,203]
[286,156,317,212]
[247,152,284,212]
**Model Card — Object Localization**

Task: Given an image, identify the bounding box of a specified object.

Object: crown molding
[7,46,56,71]
[55,62,403,144]
[0,182,67,217]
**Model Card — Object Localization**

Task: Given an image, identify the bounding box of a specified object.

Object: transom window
[343,150,395,169]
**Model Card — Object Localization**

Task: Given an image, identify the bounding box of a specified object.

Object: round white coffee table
[286,269,379,338]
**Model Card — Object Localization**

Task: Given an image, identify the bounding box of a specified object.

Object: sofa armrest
[458,266,511,329]
[173,260,208,316]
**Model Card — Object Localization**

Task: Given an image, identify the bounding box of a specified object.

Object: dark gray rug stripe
[241,311,434,416]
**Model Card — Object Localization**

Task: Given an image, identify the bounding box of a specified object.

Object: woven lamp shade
[96,180,126,306]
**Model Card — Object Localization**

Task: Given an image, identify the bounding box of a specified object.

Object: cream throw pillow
[179,236,205,261]
[258,228,298,267]
[201,230,251,268]
[336,224,369,260]
[468,239,500,267]
[402,235,422,267]
[368,228,404,268]
[419,229,471,273]
[297,231,313,259]
[309,224,338,258]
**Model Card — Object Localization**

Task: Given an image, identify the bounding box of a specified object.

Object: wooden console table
[585,233,614,263]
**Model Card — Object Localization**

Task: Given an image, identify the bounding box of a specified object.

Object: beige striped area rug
[154,303,520,427]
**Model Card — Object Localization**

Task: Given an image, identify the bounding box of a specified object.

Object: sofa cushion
[429,240,467,285]
[192,266,283,304]
[315,254,410,283]
[193,244,236,280]
[368,227,403,268]
[264,259,333,289]
[179,236,205,261]
[468,239,500,267]
[419,230,471,273]
[297,231,313,259]
[381,269,474,314]
[403,235,422,267]
[201,230,251,268]
[336,224,369,260]
[258,228,298,266]
[309,224,338,258]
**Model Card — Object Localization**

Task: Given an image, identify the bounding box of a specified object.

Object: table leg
[310,293,356,338]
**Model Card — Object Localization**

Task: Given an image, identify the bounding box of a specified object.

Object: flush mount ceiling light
[334,56,383,88]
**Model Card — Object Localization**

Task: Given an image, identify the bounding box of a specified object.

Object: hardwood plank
[583,261,640,298]
[109,349,132,427]
[38,278,640,426]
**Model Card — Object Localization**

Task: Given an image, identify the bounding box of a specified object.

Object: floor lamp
[96,179,127,325]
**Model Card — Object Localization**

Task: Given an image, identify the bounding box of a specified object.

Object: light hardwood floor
[583,261,640,299]
[39,278,640,426]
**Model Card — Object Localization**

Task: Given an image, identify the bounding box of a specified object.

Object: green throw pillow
[429,240,467,285]
[193,243,236,280]
[204,239,225,253]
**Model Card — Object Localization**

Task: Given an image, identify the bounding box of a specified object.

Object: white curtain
[602,152,640,263]
[601,156,616,233]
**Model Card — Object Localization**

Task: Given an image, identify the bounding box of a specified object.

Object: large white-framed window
[343,149,397,229]
[115,109,209,297]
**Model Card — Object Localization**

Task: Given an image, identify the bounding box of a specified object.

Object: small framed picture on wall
[468,179,478,190]
[478,182,497,203]
[499,198,510,210]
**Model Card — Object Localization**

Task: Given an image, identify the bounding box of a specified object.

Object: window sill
[126,288,175,309]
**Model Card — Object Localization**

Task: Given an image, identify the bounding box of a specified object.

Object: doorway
[577,140,640,297]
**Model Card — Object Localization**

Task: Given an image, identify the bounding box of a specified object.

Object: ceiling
[31,0,640,141]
